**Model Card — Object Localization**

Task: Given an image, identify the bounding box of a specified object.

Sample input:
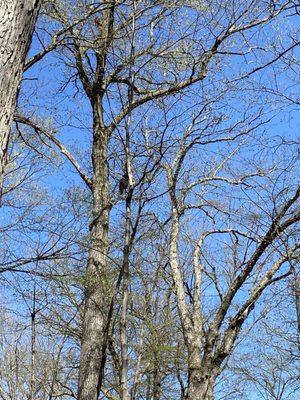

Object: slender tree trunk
[153,362,162,400]
[120,200,130,400]
[130,327,144,400]
[30,282,37,400]
[0,0,41,192]
[120,164,133,400]
[120,51,135,396]
[78,99,110,400]
[48,343,64,400]
[292,268,300,347]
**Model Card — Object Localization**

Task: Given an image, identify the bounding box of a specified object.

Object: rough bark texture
[77,99,110,400]
[0,0,41,190]
[76,4,116,398]
[187,375,214,400]
[185,324,218,400]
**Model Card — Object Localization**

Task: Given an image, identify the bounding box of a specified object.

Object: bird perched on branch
[119,170,129,195]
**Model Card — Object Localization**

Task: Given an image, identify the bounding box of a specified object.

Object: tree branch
[14,114,93,190]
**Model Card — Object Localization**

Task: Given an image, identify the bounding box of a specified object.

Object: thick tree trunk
[187,376,215,400]
[78,100,110,400]
[0,0,41,190]
[186,344,216,400]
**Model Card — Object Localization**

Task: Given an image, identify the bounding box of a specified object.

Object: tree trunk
[187,366,215,400]
[292,270,300,339]
[30,282,37,400]
[187,345,216,400]
[153,363,162,400]
[120,191,132,400]
[0,0,41,191]
[187,377,215,400]
[78,99,110,400]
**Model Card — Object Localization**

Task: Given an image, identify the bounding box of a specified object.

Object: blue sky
[0,3,299,399]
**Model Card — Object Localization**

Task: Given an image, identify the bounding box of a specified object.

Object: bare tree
[2,1,299,400]
[162,118,299,399]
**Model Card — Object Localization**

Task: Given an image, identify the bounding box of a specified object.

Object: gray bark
[0,0,41,192]
[186,334,217,400]
[187,376,215,400]
[77,4,116,399]
[77,99,110,400]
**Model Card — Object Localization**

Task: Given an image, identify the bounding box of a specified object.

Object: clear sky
[0,3,299,399]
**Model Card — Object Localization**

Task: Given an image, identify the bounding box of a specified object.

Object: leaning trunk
[0,0,41,191]
[78,100,110,400]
